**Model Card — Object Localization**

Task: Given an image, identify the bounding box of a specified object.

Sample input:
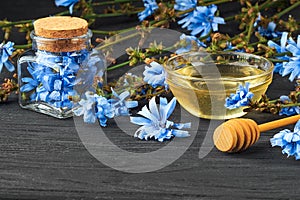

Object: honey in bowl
[165,52,274,120]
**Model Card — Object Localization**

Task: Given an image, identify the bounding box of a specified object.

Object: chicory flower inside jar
[18,16,106,119]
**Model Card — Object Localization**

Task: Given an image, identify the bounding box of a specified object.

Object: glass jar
[18,29,106,119]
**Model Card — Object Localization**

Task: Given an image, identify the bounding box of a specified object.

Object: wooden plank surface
[0,1,300,199]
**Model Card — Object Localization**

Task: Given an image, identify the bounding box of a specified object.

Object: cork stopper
[33,16,90,52]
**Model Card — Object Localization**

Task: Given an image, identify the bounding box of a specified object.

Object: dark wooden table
[1,1,300,199]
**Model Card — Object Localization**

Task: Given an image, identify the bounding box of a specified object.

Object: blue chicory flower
[174,0,197,11]
[286,34,300,57]
[225,82,254,109]
[110,88,138,116]
[184,4,225,37]
[267,32,289,74]
[130,97,191,142]
[278,95,300,116]
[138,0,158,21]
[73,92,115,126]
[55,0,79,14]
[282,34,300,81]
[175,33,206,54]
[254,13,281,39]
[95,95,115,127]
[282,57,300,82]
[270,119,300,160]
[174,0,197,29]
[143,61,168,89]
[257,21,282,39]
[268,31,300,82]
[73,92,98,123]
[0,41,15,73]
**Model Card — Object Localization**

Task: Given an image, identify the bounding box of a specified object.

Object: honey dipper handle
[258,115,300,132]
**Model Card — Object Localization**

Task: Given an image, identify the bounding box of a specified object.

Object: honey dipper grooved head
[213,118,260,153]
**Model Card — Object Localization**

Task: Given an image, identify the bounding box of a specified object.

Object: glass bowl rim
[164,51,274,82]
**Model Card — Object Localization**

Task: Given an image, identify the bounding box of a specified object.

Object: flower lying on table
[73,91,114,125]
[73,89,138,127]
[130,96,191,142]
[270,119,300,160]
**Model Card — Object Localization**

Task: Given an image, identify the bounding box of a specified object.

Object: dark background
[0,1,300,199]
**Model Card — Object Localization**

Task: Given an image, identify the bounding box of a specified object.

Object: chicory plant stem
[14,43,32,49]
[107,61,130,71]
[259,0,275,10]
[92,26,136,35]
[274,1,300,19]
[0,10,71,29]
[267,92,300,104]
[92,0,140,6]
[246,17,255,44]
[281,103,300,108]
[268,58,286,63]
[202,0,233,6]
[0,20,33,28]
[96,30,140,50]
[84,10,142,19]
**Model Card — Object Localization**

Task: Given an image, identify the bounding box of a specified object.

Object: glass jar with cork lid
[18,16,106,119]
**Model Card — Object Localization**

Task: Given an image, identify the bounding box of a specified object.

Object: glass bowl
[164,52,274,120]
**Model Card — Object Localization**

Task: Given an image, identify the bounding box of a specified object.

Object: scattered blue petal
[138,0,158,21]
[55,0,79,14]
[130,97,191,142]
[143,61,168,89]
[0,41,15,73]
[270,120,300,160]
[224,82,254,109]
[176,34,206,54]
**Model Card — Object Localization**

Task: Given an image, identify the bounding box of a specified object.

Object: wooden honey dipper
[213,115,300,153]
